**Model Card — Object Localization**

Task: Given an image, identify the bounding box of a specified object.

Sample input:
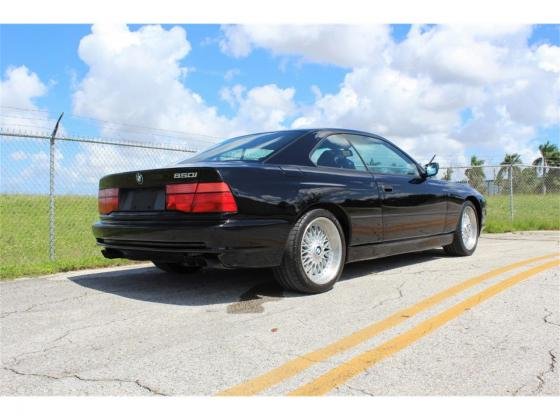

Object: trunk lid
[99,167,222,213]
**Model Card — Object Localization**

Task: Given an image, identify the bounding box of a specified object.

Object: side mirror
[424,162,439,177]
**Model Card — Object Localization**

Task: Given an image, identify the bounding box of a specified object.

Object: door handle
[381,184,393,192]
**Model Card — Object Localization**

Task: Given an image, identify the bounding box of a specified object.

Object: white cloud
[222,24,559,164]
[71,23,556,168]
[393,26,508,85]
[73,24,226,140]
[228,84,295,130]
[293,67,471,137]
[0,66,52,134]
[0,65,47,109]
[37,24,298,192]
[220,84,245,108]
[73,24,297,145]
[219,25,253,58]
[535,44,560,73]
[220,25,393,68]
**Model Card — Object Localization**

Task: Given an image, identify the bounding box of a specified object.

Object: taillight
[98,188,119,214]
[165,182,237,213]
[166,183,197,212]
[191,182,238,213]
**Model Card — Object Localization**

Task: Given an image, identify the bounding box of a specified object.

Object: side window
[347,135,419,176]
[310,135,367,171]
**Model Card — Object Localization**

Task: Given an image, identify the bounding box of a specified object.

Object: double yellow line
[218,253,559,396]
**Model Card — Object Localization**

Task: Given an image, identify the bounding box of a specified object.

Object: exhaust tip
[101,248,124,259]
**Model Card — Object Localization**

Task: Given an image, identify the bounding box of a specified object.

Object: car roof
[305,128,388,138]
[249,127,389,141]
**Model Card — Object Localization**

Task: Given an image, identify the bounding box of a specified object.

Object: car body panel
[373,173,448,241]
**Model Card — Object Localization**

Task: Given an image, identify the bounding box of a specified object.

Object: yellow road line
[218,253,558,396]
[289,259,559,396]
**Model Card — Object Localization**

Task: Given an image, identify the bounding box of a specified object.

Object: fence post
[509,164,514,223]
[49,113,64,261]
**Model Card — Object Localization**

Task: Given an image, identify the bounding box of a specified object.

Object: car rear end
[92,165,292,269]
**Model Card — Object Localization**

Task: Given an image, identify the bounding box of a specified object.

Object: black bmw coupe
[93,129,485,293]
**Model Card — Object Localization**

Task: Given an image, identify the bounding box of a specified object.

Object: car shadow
[68,249,447,309]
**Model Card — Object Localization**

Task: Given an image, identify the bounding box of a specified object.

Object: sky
[0,24,559,194]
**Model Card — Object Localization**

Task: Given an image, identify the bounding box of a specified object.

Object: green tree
[496,153,522,194]
[532,141,560,194]
[465,155,487,194]
[533,141,560,167]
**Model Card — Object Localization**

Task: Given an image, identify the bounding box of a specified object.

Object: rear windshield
[180,130,305,163]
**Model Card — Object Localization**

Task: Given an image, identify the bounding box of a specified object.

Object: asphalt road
[1,231,558,396]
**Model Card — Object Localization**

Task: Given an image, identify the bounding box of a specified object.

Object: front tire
[152,262,202,274]
[273,209,346,294]
[444,201,479,256]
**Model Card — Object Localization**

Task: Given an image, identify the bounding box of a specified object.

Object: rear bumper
[92,217,292,268]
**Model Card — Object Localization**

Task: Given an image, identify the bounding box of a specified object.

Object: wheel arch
[298,203,351,248]
[465,196,483,234]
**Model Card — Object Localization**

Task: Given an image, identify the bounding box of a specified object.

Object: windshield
[180,130,305,163]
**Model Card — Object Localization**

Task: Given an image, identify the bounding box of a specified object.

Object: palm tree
[496,153,522,194]
[470,155,484,166]
[532,141,559,167]
[502,153,522,165]
[465,155,487,194]
[532,141,560,194]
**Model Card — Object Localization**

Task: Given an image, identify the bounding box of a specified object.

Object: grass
[0,195,130,279]
[484,194,560,233]
[1,193,559,279]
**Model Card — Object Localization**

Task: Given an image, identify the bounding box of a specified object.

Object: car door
[305,134,383,245]
[346,134,447,241]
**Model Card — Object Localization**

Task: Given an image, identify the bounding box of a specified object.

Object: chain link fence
[1,127,559,278]
[0,130,204,278]
[439,164,560,232]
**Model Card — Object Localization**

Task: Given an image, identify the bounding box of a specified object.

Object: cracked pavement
[1,231,558,395]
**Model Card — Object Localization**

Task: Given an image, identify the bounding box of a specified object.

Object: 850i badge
[174,172,198,179]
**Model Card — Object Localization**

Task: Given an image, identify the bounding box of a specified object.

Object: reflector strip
[166,183,198,194]
[195,182,230,193]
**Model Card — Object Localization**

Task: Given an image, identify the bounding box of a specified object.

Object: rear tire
[152,262,202,274]
[273,209,346,294]
[444,201,479,256]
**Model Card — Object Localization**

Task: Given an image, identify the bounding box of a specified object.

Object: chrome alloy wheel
[300,217,343,285]
[461,206,478,250]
